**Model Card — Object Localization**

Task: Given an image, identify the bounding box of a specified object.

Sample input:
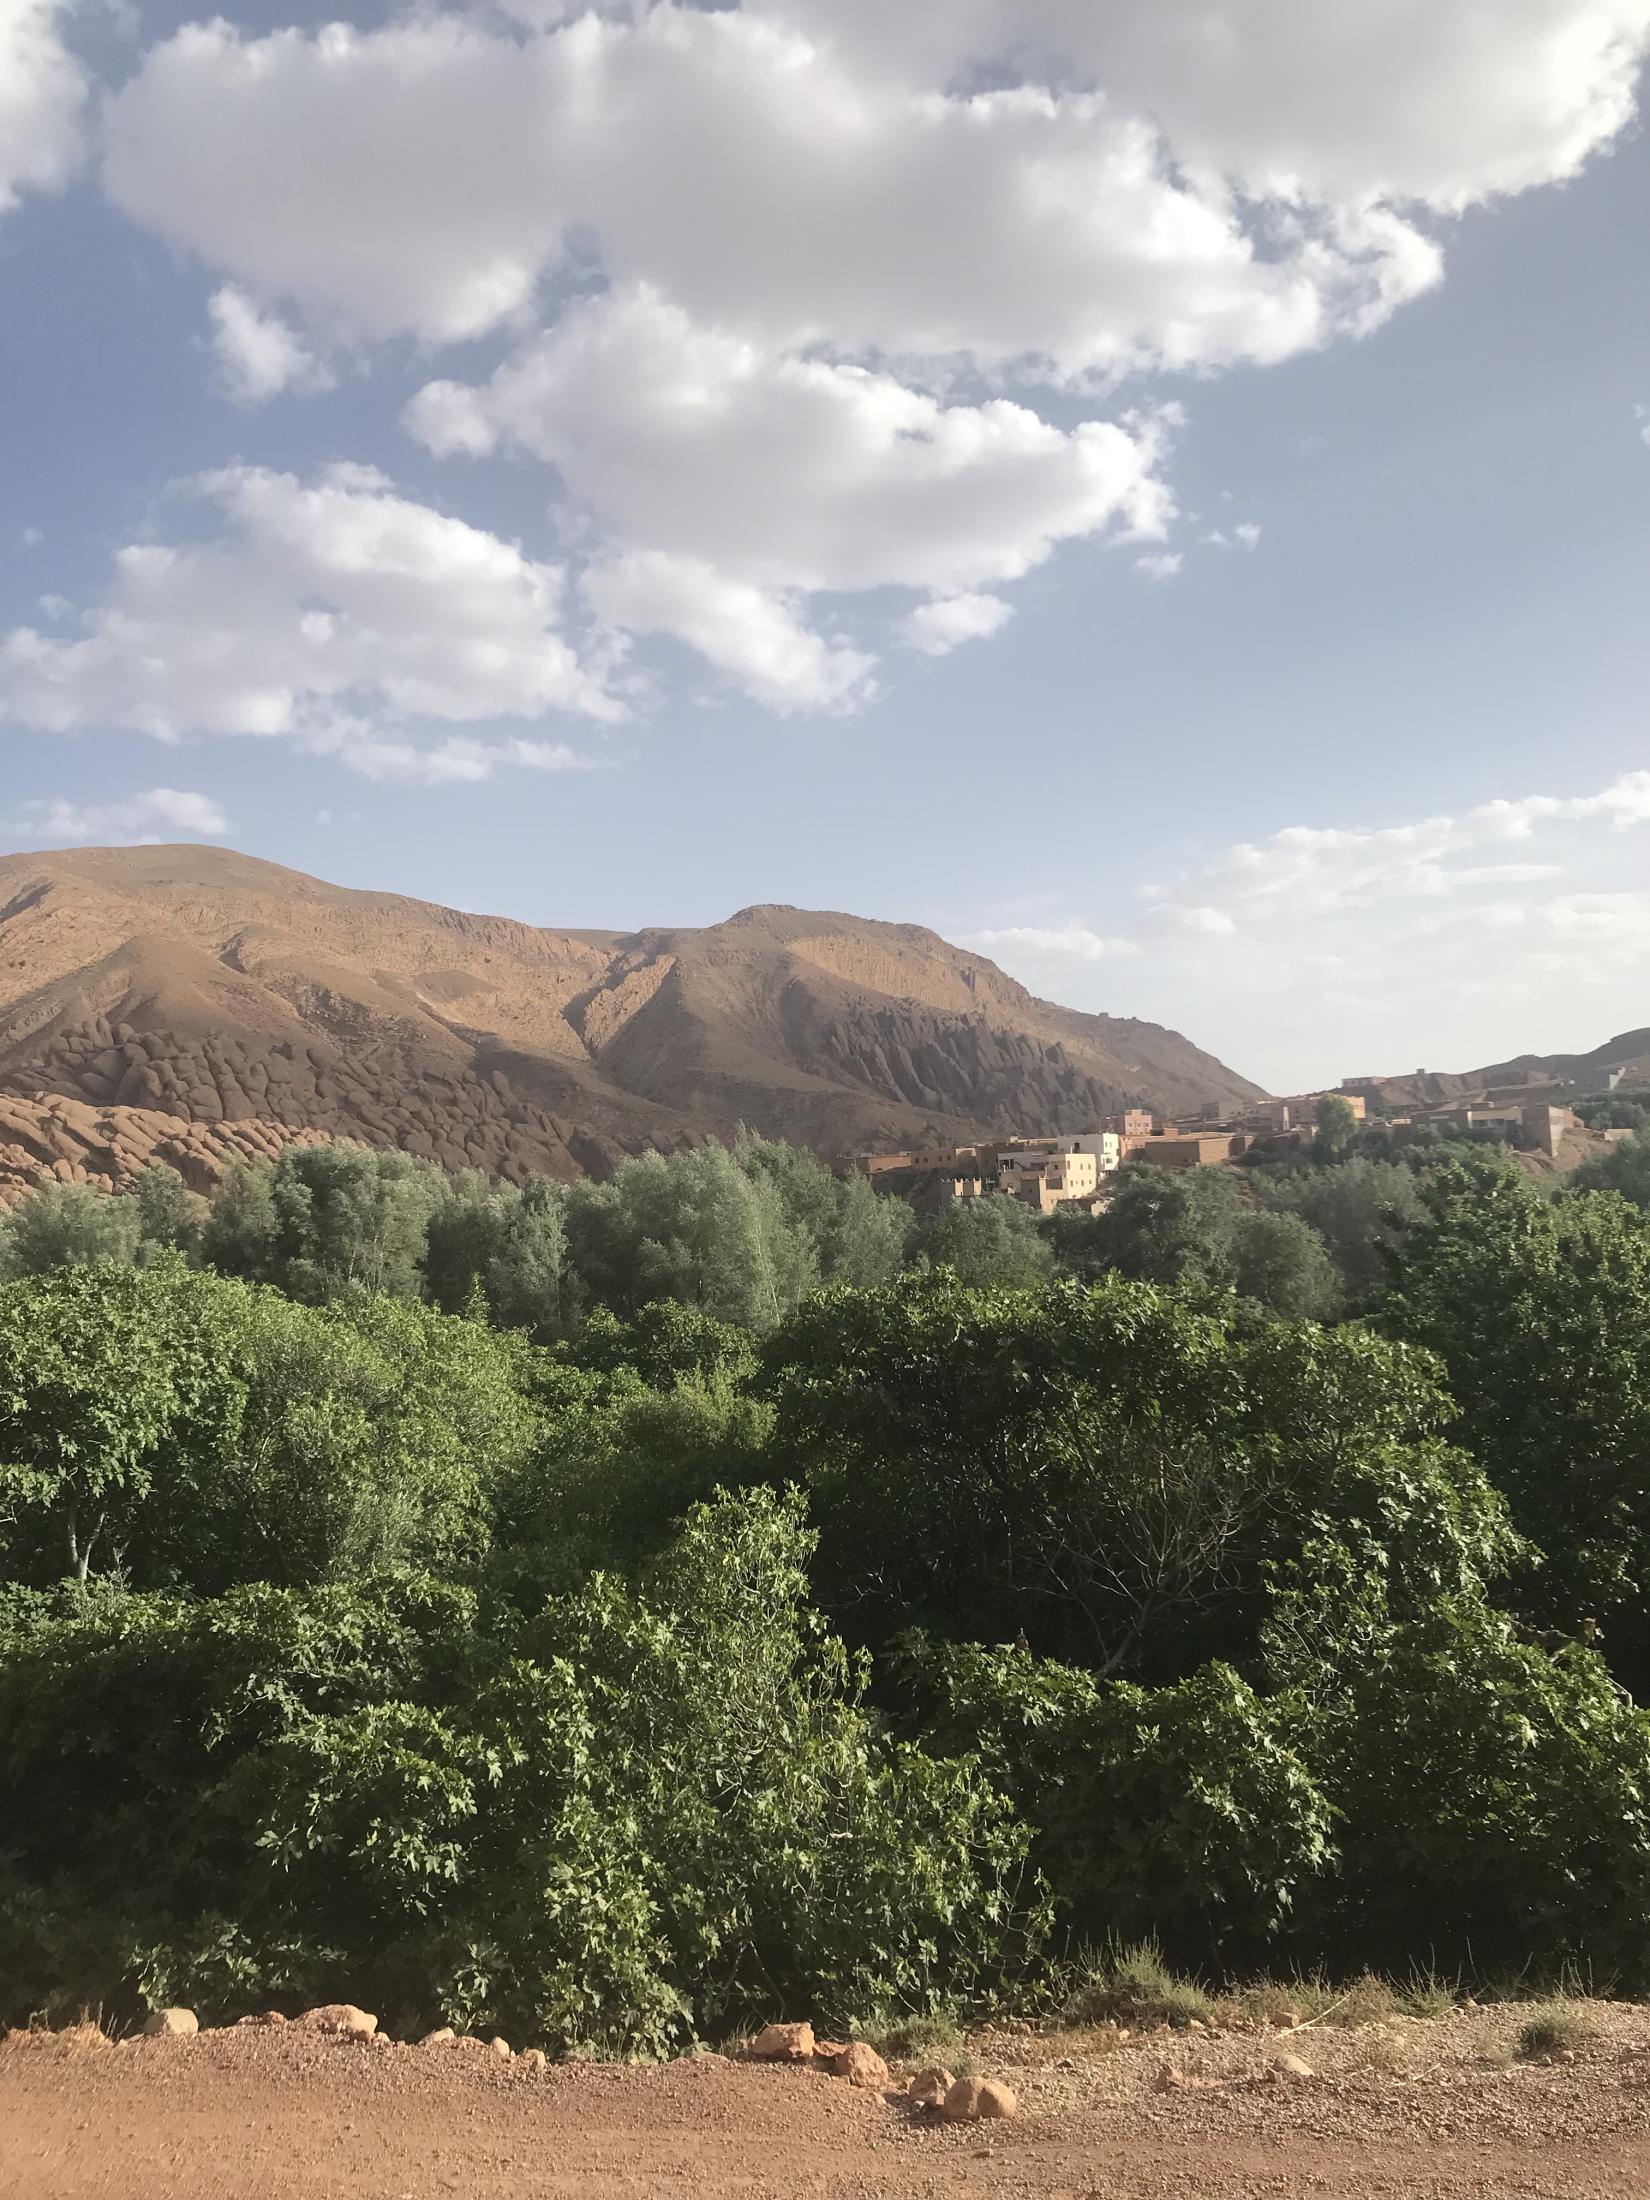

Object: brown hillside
[0,845,1262,1200]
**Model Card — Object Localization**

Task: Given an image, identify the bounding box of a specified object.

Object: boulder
[830,2042,889,2090]
[520,2048,547,2072]
[419,2028,458,2047]
[941,2076,1016,2122]
[490,2037,513,2060]
[297,2004,378,2041]
[141,2009,198,2039]
[907,2068,953,2109]
[751,2022,816,2062]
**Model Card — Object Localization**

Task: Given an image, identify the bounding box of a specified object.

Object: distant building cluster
[855,1076,1596,1218]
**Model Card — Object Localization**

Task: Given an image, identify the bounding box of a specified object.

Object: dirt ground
[7,2003,1650,2200]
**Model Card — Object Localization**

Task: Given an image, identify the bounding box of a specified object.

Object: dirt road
[6,2007,1650,2199]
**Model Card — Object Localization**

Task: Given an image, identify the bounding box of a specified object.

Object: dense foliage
[8,1114,1650,2035]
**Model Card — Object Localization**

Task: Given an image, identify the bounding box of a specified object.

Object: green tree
[202,1144,447,1303]
[1254,1156,1427,1307]
[1082,1163,1244,1290]
[1570,1128,1650,1210]
[0,1182,142,1279]
[1313,1094,1359,1163]
[1231,1209,1342,1320]
[564,1145,819,1330]
[1383,1167,1650,1687]
[0,1260,239,1583]
[769,1268,1512,1674]
[909,1194,1055,1288]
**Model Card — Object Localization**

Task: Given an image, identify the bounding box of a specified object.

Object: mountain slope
[0,845,1263,1195]
[1352,1029,1650,1111]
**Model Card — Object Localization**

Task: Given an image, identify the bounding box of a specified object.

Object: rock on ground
[297,2006,378,2041]
[140,2010,197,2039]
[830,2043,889,2090]
[906,2068,952,2109]
[751,2023,815,2062]
[941,2076,1018,2122]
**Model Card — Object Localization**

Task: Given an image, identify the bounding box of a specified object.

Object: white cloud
[1136,551,1182,582]
[969,768,1650,1088]
[1234,523,1263,551]
[409,287,1168,699]
[0,0,84,219]
[2,787,233,846]
[88,3,1650,715]
[584,551,875,714]
[0,462,621,776]
[208,285,333,406]
[903,594,1016,657]
[1146,772,1650,930]
[968,924,1138,963]
[101,5,1648,368]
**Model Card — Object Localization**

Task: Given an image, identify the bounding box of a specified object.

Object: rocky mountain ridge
[0,845,1264,1202]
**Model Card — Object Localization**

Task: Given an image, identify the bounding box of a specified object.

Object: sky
[2,1,1648,1094]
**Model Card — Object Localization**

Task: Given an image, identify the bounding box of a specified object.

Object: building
[1103,1109,1156,1141]
[999,1146,1102,1212]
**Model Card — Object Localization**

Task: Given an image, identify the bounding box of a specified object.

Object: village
[856,1081,1595,1216]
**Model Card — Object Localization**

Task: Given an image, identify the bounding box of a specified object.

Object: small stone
[1277,2010,1304,2030]
[519,2048,547,2071]
[141,2009,198,2039]
[975,2079,1018,2120]
[751,2022,816,2062]
[236,2011,288,2029]
[907,2068,953,2109]
[419,2028,457,2047]
[1271,2052,1315,2082]
[943,2077,987,2122]
[830,2042,889,2090]
[490,2036,512,2060]
[298,2004,378,2041]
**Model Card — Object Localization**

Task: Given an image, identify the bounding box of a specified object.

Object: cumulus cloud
[2,787,233,845]
[86,3,1650,715]
[1148,769,1650,930]
[1136,552,1182,582]
[208,286,333,406]
[903,594,1016,657]
[101,4,1649,367]
[0,462,621,777]
[584,552,874,714]
[407,286,1168,697]
[967,924,1138,964]
[0,0,84,219]
[968,768,1650,1086]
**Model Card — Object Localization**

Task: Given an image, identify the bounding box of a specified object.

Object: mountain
[1350,1029,1650,1111]
[0,844,1263,1199]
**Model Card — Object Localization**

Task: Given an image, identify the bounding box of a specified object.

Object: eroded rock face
[0,847,1263,1203]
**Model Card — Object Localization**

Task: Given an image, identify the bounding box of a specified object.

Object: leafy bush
[0,1492,1045,2050]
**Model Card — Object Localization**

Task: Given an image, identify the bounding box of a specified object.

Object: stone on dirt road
[1272,2053,1315,2082]
[830,2042,889,2090]
[906,2068,953,2108]
[941,2076,1018,2122]
[751,2023,816,2062]
[419,2028,457,2047]
[141,2010,197,2039]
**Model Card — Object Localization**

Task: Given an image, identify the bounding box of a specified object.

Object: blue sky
[2,1,1648,1091]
